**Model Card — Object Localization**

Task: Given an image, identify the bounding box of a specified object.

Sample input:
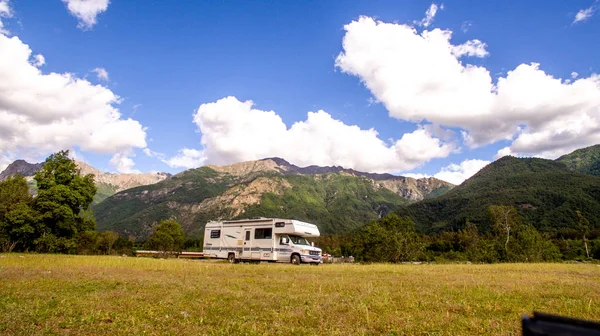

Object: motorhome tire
[291,254,301,265]
[227,253,236,264]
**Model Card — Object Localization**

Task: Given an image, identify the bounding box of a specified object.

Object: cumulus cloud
[573,5,597,24]
[494,146,514,159]
[170,96,454,173]
[0,0,12,35]
[451,39,489,58]
[109,150,140,174]
[164,148,207,169]
[61,0,109,30]
[433,159,490,185]
[416,3,442,27]
[404,158,490,184]
[0,33,147,171]
[335,16,600,159]
[92,67,109,81]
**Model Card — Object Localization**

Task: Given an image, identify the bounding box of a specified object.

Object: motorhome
[203,218,323,264]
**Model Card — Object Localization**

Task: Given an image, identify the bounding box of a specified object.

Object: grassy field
[1,254,599,335]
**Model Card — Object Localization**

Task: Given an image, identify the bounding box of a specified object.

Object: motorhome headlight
[301,249,309,255]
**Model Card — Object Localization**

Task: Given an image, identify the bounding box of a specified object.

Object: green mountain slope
[93,158,453,239]
[556,144,600,176]
[397,156,600,233]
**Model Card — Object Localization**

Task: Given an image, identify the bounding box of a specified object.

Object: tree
[98,231,120,255]
[351,214,424,263]
[33,150,97,251]
[0,175,38,252]
[489,205,520,255]
[145,219,185,257]
[576,210,591,259]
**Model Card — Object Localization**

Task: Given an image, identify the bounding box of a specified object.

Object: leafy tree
[509,225,561,262]
[0,175,38,252]
[145,219,185,256]
[98,231,120,255]
[351,214,424,262]
[576,210,591,258]
[33,150,97,251]
[77,230,99,254]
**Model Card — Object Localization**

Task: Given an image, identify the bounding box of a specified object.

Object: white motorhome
[203,217,322,264]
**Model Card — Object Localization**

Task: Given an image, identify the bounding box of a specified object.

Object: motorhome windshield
[288,235,311,246]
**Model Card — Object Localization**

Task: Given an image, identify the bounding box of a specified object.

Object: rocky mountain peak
[0,160,43,181]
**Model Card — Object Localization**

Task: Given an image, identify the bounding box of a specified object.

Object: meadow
[1,254,599,335]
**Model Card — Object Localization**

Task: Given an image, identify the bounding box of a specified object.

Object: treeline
[0,151,102,253]
[317,208,600,263]
[0,150,192,256]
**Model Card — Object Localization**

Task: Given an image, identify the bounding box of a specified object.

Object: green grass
[1,254,600,335]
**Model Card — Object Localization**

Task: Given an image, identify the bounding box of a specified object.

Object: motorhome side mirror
[311,242,314,247]
[281,237,288,244]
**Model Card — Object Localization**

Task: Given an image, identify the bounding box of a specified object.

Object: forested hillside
[557,144,600,176]
[397,156,600,234]
[93,158,452,239]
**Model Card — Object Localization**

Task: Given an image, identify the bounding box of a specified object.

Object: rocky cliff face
[76,161,170,193]
[209,158,453,201]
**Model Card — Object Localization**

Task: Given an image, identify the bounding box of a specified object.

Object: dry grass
[1,254,599,335]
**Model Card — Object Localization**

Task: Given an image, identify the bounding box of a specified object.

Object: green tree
[576,210,591,258]
[145,219,185,257]
[98,231,120,255]
[510,225,561,262]
[33,150,97,252]
[0,175,39,252]
[351,214,424,263]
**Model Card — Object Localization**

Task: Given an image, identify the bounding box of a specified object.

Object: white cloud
[335,16,600,160]
[0,0,12,35]
[92,67,109,81]
[571,71,579,79]
[416,3,441,27]
[451,39,489,58]
[403,173,431,179]
[164,148,206,169]
[32,54,45,67]
[61,0,109,30]
[573,5,596,24]
[0,153,12,172]
[0,33,147,168]
[109,150,140,174]
[433,159,490,185]
[179,96,454,173]
[494,146,514,160]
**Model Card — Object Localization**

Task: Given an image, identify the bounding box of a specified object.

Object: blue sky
[0,0,599,184]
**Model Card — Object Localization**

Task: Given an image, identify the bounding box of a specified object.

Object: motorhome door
[242,228,252,259]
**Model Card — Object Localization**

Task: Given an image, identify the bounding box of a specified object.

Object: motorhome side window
[254,228,272,239]
[210,230,221,239]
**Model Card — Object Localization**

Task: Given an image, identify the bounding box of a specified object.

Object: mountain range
[0,159,170,204]
[92,158,453,238]
[2,144,599,240]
